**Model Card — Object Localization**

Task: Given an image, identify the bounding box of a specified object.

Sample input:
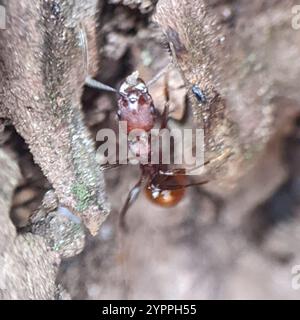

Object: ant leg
[146,63,172,88]
[160,72,171,130]
[160,102,170,130]
[100,157,140,171]
[158,149,232,176]
[158,168,185,176]
[100,163,124,171]
[157,179,209,191]
[119,176,147,232]
[100,154,147,171]
[99,139,134,171]
[158,160,210,176]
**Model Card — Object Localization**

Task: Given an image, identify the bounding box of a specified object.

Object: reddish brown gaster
[144,174,186,207]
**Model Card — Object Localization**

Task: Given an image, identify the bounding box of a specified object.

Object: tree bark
[154,0,300,199]
[0,0,109,235]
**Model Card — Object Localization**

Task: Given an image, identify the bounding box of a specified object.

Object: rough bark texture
[58,0,300,299]
[0,149,56,299]
[0,0,110,235]
[0,147,85,299]
[154,0,300,196]
[0,0,109,300]
[1,0,300,300]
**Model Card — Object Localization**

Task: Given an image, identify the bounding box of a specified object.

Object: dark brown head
[117,71,156,133]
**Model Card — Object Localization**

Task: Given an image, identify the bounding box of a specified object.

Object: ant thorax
[127,130,150,164]
[117,71,156,133]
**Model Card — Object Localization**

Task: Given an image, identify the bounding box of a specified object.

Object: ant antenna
[168,41,189,87]
[168,39,207,104]
[78,22,89,79]
[79,23,118,94]
[146,63,172,88]
[85,75,118,93]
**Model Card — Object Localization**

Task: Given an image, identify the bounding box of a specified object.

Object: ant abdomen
[144,174,187,207]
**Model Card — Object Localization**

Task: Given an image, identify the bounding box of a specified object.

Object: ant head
[117,71,155,133]
[118,71,148,98]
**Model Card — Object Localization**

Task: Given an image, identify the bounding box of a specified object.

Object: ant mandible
[85,66,208,231]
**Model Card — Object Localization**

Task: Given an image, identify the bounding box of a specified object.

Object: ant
[85,68,209,231]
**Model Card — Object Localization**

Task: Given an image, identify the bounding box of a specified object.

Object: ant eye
[138,95,146,105]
